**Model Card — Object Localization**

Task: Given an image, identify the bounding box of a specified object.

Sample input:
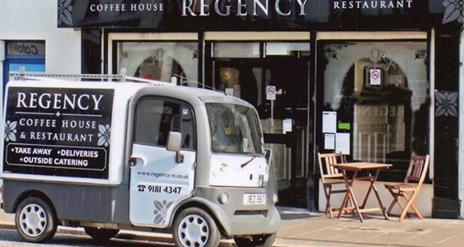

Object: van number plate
[243,194,266,205]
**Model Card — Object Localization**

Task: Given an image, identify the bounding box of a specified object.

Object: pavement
[0,204,462,247]
[277,207,464,247]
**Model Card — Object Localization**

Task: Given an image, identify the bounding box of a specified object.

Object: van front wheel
[15,197,57,243]
[173,207,221,247]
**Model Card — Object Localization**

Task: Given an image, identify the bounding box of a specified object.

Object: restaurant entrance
[207,41,311,207]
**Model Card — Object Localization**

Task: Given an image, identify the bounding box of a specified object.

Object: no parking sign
[370,69,382,85]
[266,86,276,100]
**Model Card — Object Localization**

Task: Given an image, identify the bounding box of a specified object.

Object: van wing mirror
[166,131,184,163]
[167,131,182,152]
[264,148,272,165]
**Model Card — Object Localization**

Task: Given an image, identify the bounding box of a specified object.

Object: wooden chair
[384,153,430,221]
[318,152,351,218]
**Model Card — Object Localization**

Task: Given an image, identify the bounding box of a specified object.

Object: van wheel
[234,233,276,247]
[15,197,57,243]
[84,227,119,241]
[173,207,221,247]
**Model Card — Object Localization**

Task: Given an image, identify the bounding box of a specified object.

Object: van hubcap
[19,204,47,237]
[178,215,209,247]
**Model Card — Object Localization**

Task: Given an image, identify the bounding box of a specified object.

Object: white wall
[0,0,81,188]
[0,0,81,80]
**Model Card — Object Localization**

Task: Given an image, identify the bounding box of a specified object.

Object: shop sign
[57,0,451,29]
[225,88,234,96]
[3,87,114,179]
[6,42,45,57]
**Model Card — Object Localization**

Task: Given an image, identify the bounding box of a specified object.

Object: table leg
[337,170,364,223]
[370,169,389,220]
[337,169,351,218]
[360,171,374,209]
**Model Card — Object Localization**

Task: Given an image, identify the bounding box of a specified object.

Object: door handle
[129,157,143,167]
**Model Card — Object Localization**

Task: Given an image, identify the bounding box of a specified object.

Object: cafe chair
[384,153,430,221]
[318,152,351,218]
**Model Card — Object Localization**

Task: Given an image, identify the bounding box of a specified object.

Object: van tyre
[173,207,221,247]
[84,227,119,241]
[15,197,57,243]
[234,233,276,247]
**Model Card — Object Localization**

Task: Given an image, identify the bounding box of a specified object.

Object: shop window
[320,41,429,181]
[213,42,260,58]
[117,42,198,86]
[266,42,310,57]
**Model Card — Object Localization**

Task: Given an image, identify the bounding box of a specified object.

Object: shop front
[60,0,462,217]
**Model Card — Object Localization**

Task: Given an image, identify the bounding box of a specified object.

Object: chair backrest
[318,152,346,183]
[404,153,430,185]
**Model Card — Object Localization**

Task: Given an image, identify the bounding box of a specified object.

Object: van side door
[129,97,196,228]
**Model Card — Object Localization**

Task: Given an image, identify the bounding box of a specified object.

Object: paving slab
[278,207,464,247]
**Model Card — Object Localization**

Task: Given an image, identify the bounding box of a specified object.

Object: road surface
[0,228,175,247]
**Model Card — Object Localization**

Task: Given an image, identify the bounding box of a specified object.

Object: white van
[1,74,280,247]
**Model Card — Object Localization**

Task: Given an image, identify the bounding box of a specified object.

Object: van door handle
[129,157,143,167]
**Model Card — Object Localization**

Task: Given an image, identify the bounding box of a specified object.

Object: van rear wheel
[173,207,221,247]
[15,197,57,243]
[84,227,119,241]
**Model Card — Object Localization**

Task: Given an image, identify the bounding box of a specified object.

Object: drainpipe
[0,40,4,189]
[0,40,4,103]
[459,29,464,218]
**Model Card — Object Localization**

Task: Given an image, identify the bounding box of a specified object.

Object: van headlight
[218,192,229,204]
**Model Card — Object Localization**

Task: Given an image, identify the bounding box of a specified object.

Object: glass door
[213,57,310,207]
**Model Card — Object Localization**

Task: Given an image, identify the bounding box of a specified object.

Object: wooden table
[332,162,392,223]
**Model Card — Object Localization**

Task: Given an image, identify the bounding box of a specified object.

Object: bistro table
[332,162,392,223]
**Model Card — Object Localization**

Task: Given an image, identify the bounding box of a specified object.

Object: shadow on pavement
[278,207,318,220]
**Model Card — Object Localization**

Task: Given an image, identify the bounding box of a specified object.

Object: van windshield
[206,103,263,155]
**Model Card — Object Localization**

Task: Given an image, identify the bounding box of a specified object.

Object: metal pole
[271,100,274,129]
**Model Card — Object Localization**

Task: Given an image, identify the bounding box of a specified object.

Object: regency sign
[181,0,309,16]
[3,87,114,179]
[57,0,450,29]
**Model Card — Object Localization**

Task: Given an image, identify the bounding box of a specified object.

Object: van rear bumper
[191,186,281,237]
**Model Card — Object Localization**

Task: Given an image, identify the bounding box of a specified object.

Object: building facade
[0,0,463,218]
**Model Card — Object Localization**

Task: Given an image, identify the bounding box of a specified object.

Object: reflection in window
[135,98,195,150]
[206,103,263,155]
[266,42,310,56]
[213,42,260,58]
[117,42,198,86]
